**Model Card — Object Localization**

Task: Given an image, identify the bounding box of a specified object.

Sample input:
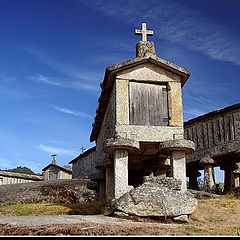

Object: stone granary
[70,23,197,220]
[185,103,240,193]
[0,170,43,185]
[42,154,72,180]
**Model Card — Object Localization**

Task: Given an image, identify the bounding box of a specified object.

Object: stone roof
[68,146,96,164]
[90,55,191,142]
[184,103,240,127]
[42,163,72,173]
[0,170,43,180]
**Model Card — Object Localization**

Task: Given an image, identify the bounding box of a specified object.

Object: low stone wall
[0,179,96,206]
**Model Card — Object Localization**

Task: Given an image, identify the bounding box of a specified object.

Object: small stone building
[71,23,195,204]
[69,146,102,180]
[42,155,72,180]
[0,170,43,185]
[185,103,240,192]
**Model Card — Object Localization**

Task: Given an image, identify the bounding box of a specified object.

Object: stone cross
[135,22,153,42]
[51,154,57,164]
[80,146,85,154]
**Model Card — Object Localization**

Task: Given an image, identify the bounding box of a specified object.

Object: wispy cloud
[23,46,101,81]
[31,74,99,92]
[38,144,78,157]
[184,108,207,119]
[79,0,240,66]
[52,105,93,119]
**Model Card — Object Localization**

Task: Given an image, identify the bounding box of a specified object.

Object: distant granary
[42,154,72,180]
[69,146,99,180]
[185,103,240,192]
[0,170,43,185]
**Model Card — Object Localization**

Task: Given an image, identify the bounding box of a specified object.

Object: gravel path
[0,215,131,227]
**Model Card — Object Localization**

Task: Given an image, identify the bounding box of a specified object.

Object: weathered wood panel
[229,114,235,140]
[129,82,168,126]
[207,120,214,147]
[203,122,209,148]
[197,124,204,149]
[224,115,230,142]
[233,111,240,140]
[213,119,220,145]
[219,116,225,143]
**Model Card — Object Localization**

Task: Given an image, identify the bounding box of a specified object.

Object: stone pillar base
[170,151,187,191]
[114,149,129,199]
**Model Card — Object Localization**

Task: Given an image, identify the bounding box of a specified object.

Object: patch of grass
[0,203,71,216]
[224,193,237,200]
[183,225,203,235]
[0,201,105,216]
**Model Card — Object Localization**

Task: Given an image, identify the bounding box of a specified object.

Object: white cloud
[80,0,240,66]
[31,74,99,92]
[38,144,78,157]
[52,105,93,119]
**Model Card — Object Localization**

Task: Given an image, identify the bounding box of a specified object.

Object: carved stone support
[114,149,129,199]
[170,151,187,191]
[221,163,238,193]
[234,162,240,188]
[200,157,216,193]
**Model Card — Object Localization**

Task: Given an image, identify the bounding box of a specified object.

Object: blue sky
[0,0,239,182]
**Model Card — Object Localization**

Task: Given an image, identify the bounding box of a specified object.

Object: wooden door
[129,82,168,126]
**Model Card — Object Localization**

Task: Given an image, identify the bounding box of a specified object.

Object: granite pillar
[170,151,187,191]
[200,157,216,193]
[114,149,129,199]
[222,166,235,193]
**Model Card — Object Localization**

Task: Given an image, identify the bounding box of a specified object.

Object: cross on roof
[80,146,85,153]
[135,22,153,42]
[51,154,57,161]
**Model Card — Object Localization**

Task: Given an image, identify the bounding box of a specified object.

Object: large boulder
[114,176,198,221]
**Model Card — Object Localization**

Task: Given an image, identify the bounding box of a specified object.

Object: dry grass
[187,195,240,235]
[0,196,240,236]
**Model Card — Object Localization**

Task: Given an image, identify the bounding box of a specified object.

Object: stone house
[184,103,240,192]
[42,155,72,180]
[0,170,43,185]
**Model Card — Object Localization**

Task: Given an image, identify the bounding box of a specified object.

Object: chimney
[51,154,57,165]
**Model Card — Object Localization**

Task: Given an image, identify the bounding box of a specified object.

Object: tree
[1,166,37,175]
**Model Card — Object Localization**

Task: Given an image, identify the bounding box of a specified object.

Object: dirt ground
[0,197,240,236]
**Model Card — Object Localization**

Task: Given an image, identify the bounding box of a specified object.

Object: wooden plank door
[129,82,168,126]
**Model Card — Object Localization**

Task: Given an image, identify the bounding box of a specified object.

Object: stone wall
[95,84,116,167]
[0,179,96,206]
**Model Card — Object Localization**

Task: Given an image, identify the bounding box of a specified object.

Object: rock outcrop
[114,176,198,222]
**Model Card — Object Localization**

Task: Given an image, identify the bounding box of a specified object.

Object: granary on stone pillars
[185,103,240,193]
[90,23,195,203]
